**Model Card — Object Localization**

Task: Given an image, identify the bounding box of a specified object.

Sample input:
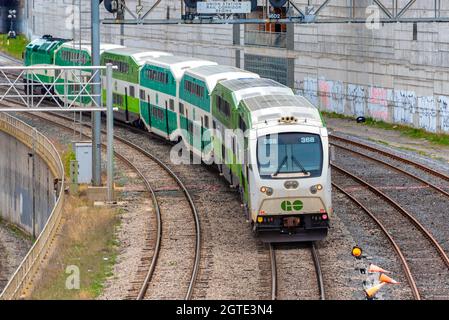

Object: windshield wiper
[271,155,288,177]
[291,155,310,176]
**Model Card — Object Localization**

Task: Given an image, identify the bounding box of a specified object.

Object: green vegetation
[62,145,76,179]
[0,34,27,60]
[323,111,449,146]
[29,195,120,299]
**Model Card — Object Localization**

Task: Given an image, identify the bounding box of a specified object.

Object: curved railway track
[330,134,449,188]
[270,242,325,300]
[0,97,201,299]
[332,163,449,299]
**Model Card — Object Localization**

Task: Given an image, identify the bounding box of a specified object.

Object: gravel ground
[274,244,320,300]
[0,223,32,293]
[99,166,154,300]
[332,168,449,299]
[333,145,449,257]
[330,187,413,300]
[115,127,272,300]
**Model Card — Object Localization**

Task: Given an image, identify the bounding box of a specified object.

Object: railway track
[332,164,449,299]
[0,97,202,299]
[330,134,449,190]
[270,242,325,300]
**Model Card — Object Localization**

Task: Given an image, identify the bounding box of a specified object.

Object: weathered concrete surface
[27,0,449,133]
[0,130,56,236]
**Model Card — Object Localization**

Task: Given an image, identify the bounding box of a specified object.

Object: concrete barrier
[0,112,65,300]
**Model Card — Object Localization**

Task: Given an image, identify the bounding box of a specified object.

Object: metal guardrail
[0,112,65,300]
[244,30,287,48]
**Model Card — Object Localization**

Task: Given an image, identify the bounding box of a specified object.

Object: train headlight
[310,184,323,194]
[260,186,273,196]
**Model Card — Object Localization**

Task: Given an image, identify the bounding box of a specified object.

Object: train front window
[257,133,323,179]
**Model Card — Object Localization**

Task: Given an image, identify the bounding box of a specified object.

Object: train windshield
[257,133,323,179]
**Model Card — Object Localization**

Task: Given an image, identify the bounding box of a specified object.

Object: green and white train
[24,36,331,242]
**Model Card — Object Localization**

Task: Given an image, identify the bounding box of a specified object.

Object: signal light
[352,246,363,259]
[257,217,263,223]
[322,214,328,220]
[316,184,323,190]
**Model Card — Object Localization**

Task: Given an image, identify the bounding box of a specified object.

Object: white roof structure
[104,47,172,66]
[59,42,124,55]
[242,94,324,127]
[185,65,259,92]
[219,78,294,106]
[144,55,217,80]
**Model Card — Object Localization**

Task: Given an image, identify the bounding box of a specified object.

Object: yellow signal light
[257,217,264,223]
[352,246,363,259]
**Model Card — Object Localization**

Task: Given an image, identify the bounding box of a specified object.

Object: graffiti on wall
[368,87,389,121]
[393,90,417,125]
[317,79,344,113]
[303,78,318,106]
[439,96,449,133]
[418,96,437,132]
[299,76,449,133]
[347,84,366,117]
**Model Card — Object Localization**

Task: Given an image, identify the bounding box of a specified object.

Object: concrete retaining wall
[0,125,56,236]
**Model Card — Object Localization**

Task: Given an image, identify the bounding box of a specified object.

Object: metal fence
[0,113,65,300]
[244,30,287,48]
[0,65,110,112]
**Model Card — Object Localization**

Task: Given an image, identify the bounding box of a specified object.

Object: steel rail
[310,243,325,301]
[269,243,277,300]
[330,134,449,183]
[331,142,449,198]
[332,182,421,300]
[270,242,325,300]
[332,164,449,270]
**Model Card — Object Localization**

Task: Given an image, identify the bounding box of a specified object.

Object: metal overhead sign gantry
[101,0,448,25]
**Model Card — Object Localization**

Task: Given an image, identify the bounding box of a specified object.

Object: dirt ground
[326,117,449,164]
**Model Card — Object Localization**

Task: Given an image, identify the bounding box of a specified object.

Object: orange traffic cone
[365,282,386,298]
[368,264,390,273]
[379,273,399,284]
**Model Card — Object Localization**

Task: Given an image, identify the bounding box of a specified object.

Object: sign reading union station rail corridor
[197,1,252,14]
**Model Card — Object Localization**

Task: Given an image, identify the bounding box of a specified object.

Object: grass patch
[0,216,34,242]
[29,194,120,300]
[322,111,449,146]
[0,34,27,60]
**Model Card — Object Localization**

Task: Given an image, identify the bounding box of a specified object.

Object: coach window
[169,99,175,111]
[140,89,145,100]
[204,115,209,129]
[179,103,185,115]
[239,115,247,132]
[129,86,135,98]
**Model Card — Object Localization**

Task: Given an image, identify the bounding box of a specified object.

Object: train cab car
[100,47,172,125]
[53,42,124,106]
[210,78,295,201]
[239,94,331,242]
[23,35,68,94]
[139,56,217,140]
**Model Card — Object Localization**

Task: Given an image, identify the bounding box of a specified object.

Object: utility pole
[91,0,102,186]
